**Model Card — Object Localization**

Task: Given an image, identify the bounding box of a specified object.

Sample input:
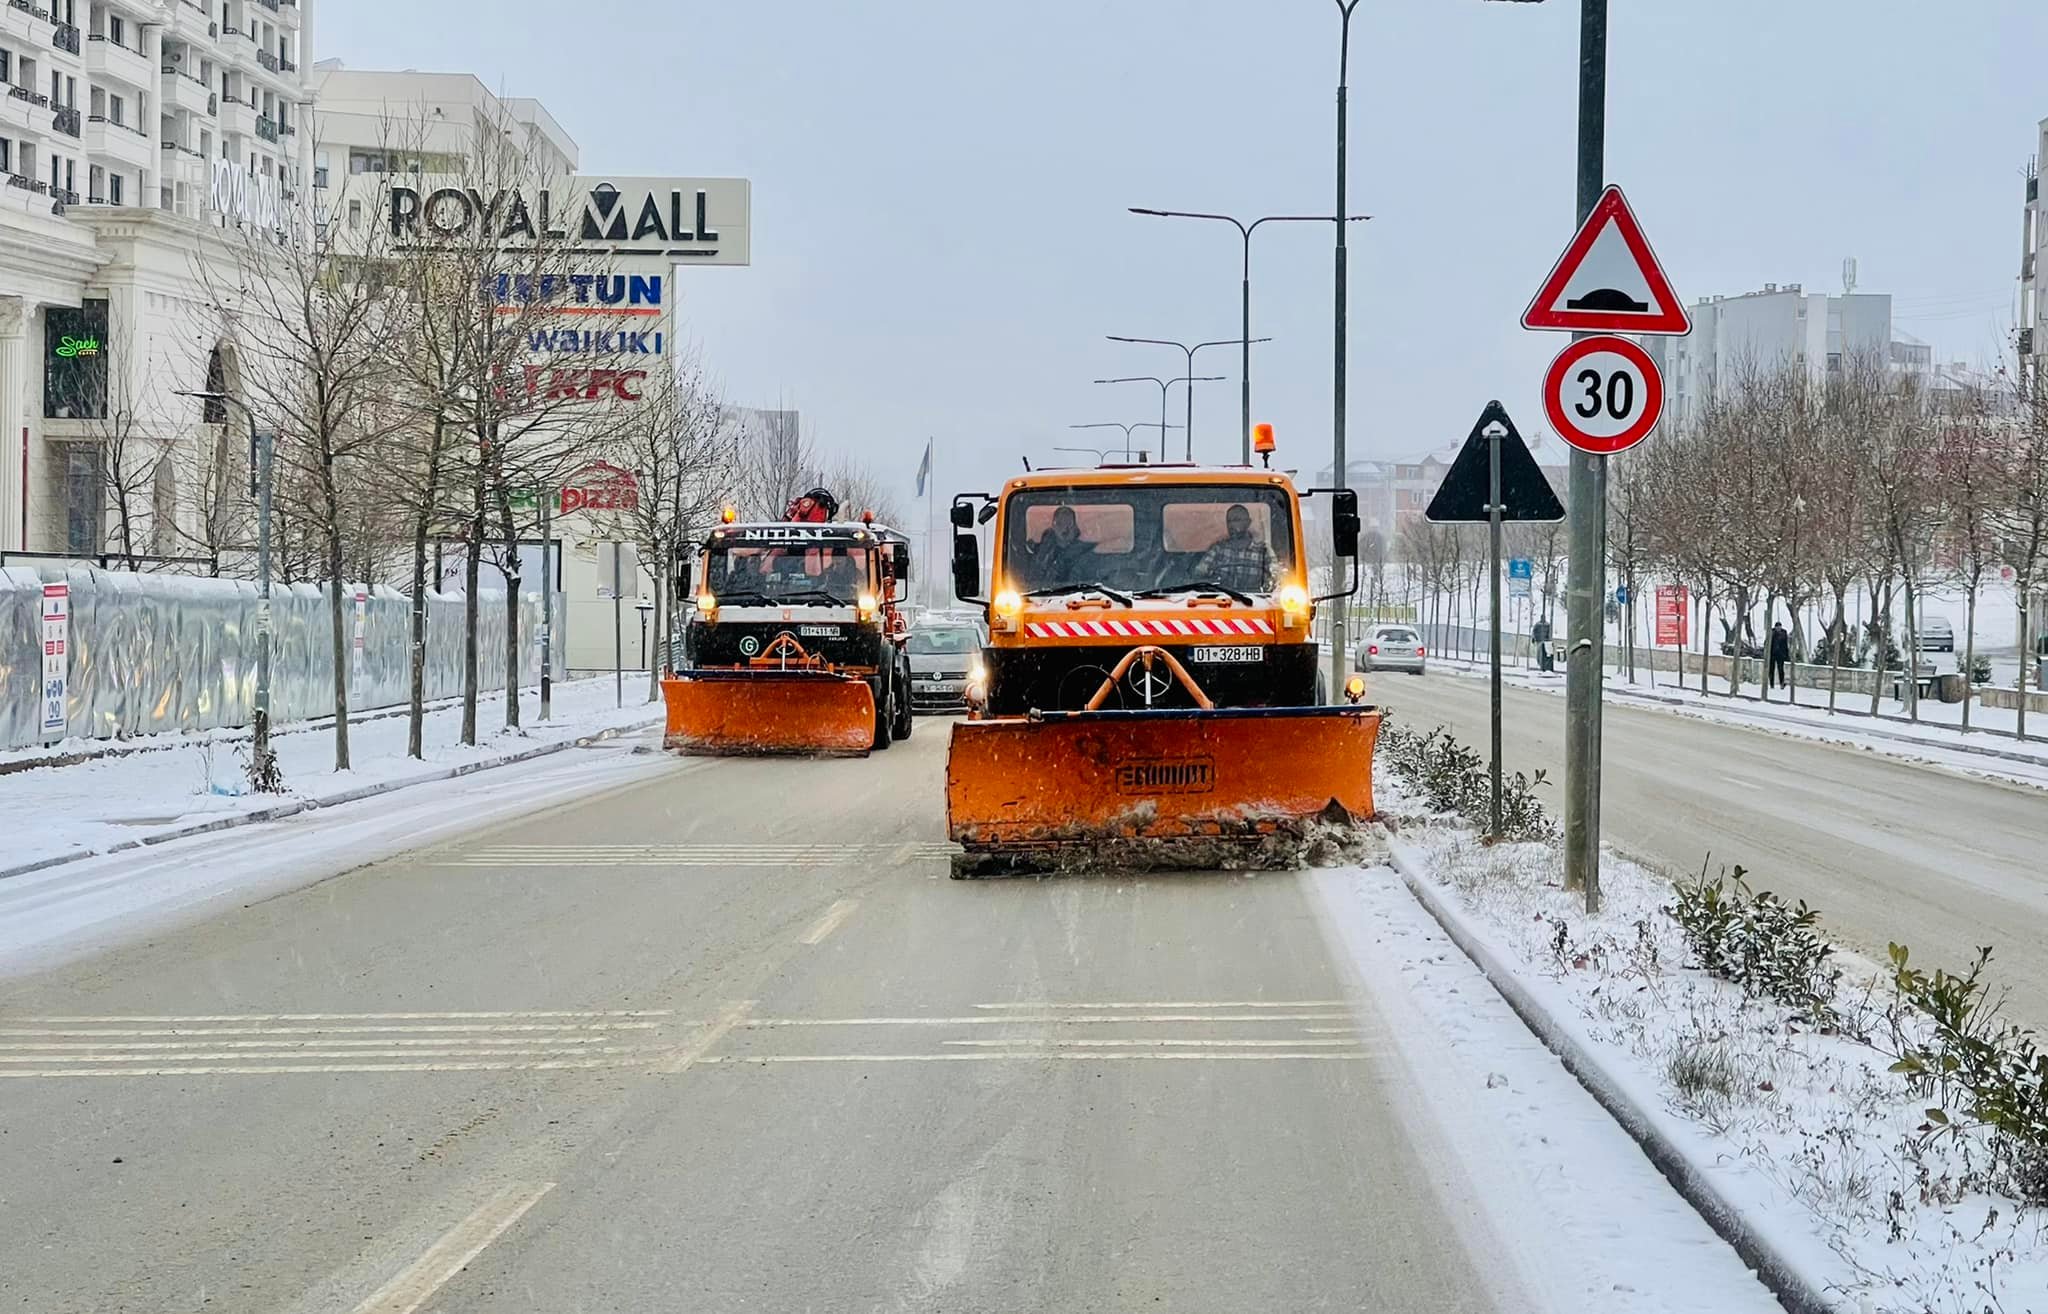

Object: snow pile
[5,677,664,875]
[1377,741,2048,1312]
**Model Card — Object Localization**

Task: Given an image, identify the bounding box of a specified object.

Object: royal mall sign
[387,176,750,266]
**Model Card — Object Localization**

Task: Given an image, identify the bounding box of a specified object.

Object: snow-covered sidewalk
[1430,655,2048,789]
[1340,723,2048,1313]
[5,677,666,877]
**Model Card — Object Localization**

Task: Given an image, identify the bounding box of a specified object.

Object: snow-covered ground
[4,677,667,875]
[1431,655,2048,791]
[1346,738,2048,1312]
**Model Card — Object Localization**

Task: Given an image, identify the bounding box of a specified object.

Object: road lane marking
[5,1010,671,1023]
[0,1022,661,1037]
[703,1052,1374,1063]
[436,842,957,867]
[940,1037,1362,1048]
[0,1058,649,1077]
[799,898,860,946]
[350,1181,555,1314]
[737,1012,1352,1027]
[972,999,1347,1010]
[0,1046,670,1064]
[660,1000,751,1074]
[0,1035,648,1051]
[1715,775,1762,791]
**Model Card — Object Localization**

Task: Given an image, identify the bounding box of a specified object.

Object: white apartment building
[307,62,577,228]
[1643,284,1921,432]
[0,0,315,557]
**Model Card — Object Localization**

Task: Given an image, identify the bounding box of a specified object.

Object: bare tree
[730,406,816,519]
[823,451,908,527]
[1994,365,2048,739]
[197,160,417,772]
[1932,385,2002,729]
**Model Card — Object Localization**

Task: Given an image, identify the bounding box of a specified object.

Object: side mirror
[1332,489,1361,558]
[952,531,982,603]
[672,552,692,602]
[893,540,912,581]
[950,500,974,529]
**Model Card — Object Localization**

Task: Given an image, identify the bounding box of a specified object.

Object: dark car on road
[908,619,987,714]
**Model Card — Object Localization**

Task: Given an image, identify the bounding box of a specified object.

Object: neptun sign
[388,176,750,265]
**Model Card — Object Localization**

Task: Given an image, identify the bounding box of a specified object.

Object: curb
[1384,839,1840,1314]
[0,717,663,884]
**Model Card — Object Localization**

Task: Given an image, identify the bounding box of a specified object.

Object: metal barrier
[0,565,550,751]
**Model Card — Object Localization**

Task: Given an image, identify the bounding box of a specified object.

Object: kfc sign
[522,365,648,403]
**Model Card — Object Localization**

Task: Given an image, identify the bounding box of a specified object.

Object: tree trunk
[323,521,351,772]
[461,501,482,746]
[405,414,446,760]
[1700,594,1712,696]
[1726,589,1747,696]
[1867,580,1886,718]
[500,486,521,732]
[2017,591,2031,742]
[647,562,664,704]
[1901,572,1920,722]
[1961,578,1978,732]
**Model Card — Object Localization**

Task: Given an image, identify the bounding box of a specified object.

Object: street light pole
[1129,209,1365,461]
[1332,0,1364,709]
[1067,421,1182,462]
[178,388,277,790]
[1107,331,1275,462]
[1563,0,1608,910]
[1095,375,1224,461]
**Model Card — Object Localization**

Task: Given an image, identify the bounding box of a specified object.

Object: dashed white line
[660,1000,751,1074]
[349,1181,555,1314]
[799,898,860,946]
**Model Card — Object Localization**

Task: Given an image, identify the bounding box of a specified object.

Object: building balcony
[160,66,213,116]
[85,32,153,87]
[0,0,52,47]
[51,103,80,137]
[0,80,47,130]
[255,47,277,72]
[50,18,78,53]
[219,92,254,136]
[275,0,298,28]
[254,113,277,143]
[85,113,153,168]
[5,171,50,196]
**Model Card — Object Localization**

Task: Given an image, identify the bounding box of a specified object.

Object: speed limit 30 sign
[1543,334,1663,456]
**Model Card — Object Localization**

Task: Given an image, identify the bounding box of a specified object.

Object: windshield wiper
[1025,582,1133,606]
[1137,580,1257,606]
[709,589,776,606]
[771,590,856,606]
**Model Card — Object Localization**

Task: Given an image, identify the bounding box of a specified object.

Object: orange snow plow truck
[662,489,915,756]
[943,450,1379,876]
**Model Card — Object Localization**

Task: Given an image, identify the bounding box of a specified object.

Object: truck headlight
[1277,583,1310,621]
[697,592,717,618]
[857,591,878,619]
[991,589,1022,632]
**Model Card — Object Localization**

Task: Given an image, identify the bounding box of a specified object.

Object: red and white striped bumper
[1022,616,1276,640]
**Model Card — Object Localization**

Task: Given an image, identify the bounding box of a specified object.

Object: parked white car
[1356,624,1426,674]
[1914,614,1954,653]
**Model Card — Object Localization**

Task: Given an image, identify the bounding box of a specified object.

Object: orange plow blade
[662,672,875,756]
[945,705,1380,874]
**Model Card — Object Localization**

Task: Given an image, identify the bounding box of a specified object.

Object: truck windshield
[999,485,1296,596]
[706,544,867,604]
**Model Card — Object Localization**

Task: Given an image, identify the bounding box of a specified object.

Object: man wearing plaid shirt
[1192,504,1276,593]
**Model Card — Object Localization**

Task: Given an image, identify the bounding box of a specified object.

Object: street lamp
[1066,421,1181,462]
[1094,374,1223,461]
[176,387,278,791]
[1128,209,1368,461]
[1105,335,1261,462]
[1330,0,1368,715]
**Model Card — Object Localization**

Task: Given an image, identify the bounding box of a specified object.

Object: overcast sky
[330,1,2045,514]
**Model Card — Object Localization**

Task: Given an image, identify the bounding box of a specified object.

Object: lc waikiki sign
[496,272,669,357]
[389,177,751,265]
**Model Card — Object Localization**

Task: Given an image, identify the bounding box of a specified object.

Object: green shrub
[1378,717,1554,843]
[1668,865,1840,1029]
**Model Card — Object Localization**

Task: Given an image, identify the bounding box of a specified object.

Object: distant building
[1315,435,1570,545]
[1642,284,1926,431]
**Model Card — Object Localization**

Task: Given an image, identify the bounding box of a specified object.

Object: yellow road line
[350,1182,555,1314]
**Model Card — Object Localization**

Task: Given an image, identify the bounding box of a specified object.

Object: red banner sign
[558,460,640,515]
[1655,585,1687,646]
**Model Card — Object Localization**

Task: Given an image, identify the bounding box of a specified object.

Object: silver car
[908,621,987,714]
[1357,624,1426,674]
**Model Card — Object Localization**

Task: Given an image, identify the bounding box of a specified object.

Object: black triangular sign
[1423,401,1566,523]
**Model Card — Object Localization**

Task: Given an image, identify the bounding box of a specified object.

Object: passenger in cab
[1192,503,1276,593]
[1024,505,1097,586]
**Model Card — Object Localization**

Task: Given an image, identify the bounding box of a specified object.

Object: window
[346,198,360,228]
[108,14,123,45]
[108,93,122,126]
[201,347,227,422]
[65,75,74,108]
[0,49,12,84]
[65,445,103,555]
[0,139,10,173]
[45,300,109,420]
[109,171,121,204]
[999,484,1298,594]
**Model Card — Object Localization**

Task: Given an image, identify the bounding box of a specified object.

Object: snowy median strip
[1336,716,2048,1313]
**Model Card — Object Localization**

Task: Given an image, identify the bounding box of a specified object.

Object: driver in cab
[1024,505,1097,586]
[1191,504,1276,593]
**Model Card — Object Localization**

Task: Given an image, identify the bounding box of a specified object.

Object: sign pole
[1487,421,1504,840]
[612,543,624,709]
[538,485,552,723]
[1564,0,1608,912]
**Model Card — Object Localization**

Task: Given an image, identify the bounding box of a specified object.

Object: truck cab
[949,465,1359,716]
[682,520,915,743]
